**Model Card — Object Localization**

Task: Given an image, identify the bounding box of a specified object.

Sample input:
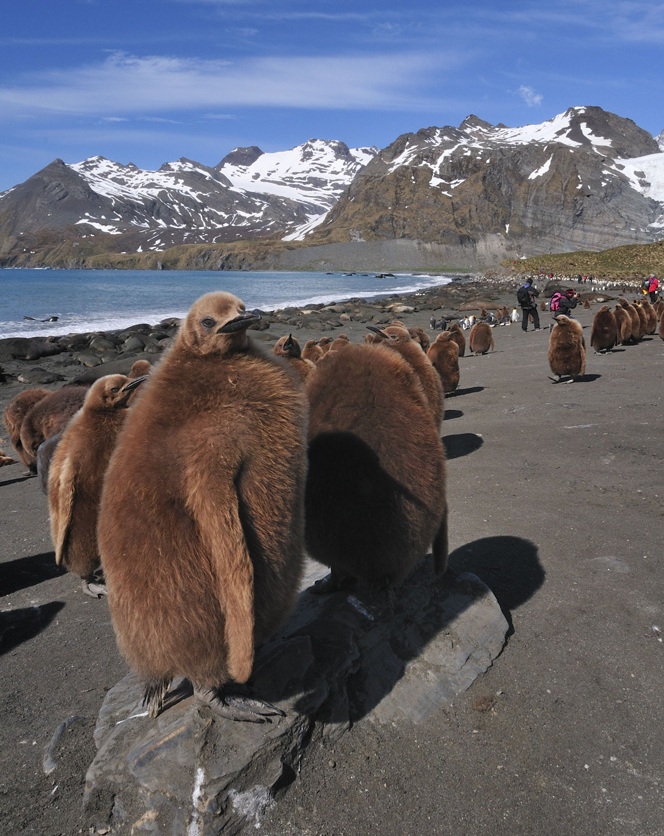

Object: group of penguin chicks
[4,292,456,723]
[7,289,660,723]
[549,295,664,383]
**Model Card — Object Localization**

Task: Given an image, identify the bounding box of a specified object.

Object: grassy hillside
[503,240,664,280]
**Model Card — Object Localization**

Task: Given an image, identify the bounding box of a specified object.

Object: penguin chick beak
[218,312,261,333]
[122,375,149,392]
[366,325,388,340]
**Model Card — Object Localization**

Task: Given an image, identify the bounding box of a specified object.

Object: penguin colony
[4,281,664,725]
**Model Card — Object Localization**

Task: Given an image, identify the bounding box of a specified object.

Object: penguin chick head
[86,373,148,411]
[179,292,261,356]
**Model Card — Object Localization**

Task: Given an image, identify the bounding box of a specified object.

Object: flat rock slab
[84,561,508,834]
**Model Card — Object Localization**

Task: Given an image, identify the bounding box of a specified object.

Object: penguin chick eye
[110,386,121,394]
[201,317,216,329]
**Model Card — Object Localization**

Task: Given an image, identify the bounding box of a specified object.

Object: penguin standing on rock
[48,374,147,597]
[548,315,586,383]
[98,292,308,721]
[304,341,448,596]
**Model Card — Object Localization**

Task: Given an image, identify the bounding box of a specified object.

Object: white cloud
[518,85,543,107]
[0,50,455,120]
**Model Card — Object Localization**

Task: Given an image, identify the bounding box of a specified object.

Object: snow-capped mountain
[0,140,377,252]
[1,106,663,270]
[313,107,664,263]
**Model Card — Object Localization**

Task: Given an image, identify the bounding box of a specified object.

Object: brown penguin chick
[636,300,658,335]
[367,323,444,429]
[659,312,664,341]
[304,341,448,594]
[632,301,649,337]
[446,322,466,357]
[327,333,351,352]
[654,300,664,319]
[548,315,586,382]
[301,339,324,364]
[406,326,430,353]
[590,306,618,353]
[98,291,308,721]
[427,331,460,394]
[613,305,634,345]
[468,321,495,355]
[316,336,334,356]
[18,385,89,473]
[0,448,15,466]
[3,387,50,469]
[618,298,642,341]
[48,374,146,597]
[273,333,315,382]
[128,359,153,379]
[643,299,658,336]
[583,299,591,309]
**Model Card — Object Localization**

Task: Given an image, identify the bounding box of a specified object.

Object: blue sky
[1,0,663,192]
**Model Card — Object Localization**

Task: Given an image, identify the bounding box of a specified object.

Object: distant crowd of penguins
[2,287,663,720]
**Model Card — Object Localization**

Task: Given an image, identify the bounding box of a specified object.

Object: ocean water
[0,268,456,339]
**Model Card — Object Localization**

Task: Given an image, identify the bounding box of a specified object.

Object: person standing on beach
[517,278,541,331]
[648,274,659,304]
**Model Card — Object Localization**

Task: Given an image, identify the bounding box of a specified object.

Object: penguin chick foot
[309,570,356,595]
[81,580,108,598]
[199,685,286,723]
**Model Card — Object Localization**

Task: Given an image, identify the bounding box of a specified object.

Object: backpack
[517,286,532,306]
[549,292,563,312]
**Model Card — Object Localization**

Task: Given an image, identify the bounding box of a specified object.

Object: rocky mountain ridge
[1,106,663,271]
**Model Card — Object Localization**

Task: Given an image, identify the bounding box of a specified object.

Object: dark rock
[83,561,507,834]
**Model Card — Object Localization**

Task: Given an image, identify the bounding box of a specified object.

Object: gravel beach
[1,278,662,835]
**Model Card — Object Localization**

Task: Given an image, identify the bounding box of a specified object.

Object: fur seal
[304,341,448,595]
[18,386,88,473]
[3,387,50,469]
[427,331,460,394]
[548,315,586,382]
[367,323,444,428]
[468,321,495,355]
[48,374,146,597]
[590,306,618,353]
[98,291,308,720]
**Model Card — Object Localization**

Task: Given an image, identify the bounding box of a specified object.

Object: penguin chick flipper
[199,685,286,723]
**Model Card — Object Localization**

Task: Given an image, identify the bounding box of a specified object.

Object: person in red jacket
[648,274,659,304]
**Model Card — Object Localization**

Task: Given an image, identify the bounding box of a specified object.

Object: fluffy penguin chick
[304,342,448,595]
[48,374,146,597]
[548,315,586,382]
[98,292,308,721]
